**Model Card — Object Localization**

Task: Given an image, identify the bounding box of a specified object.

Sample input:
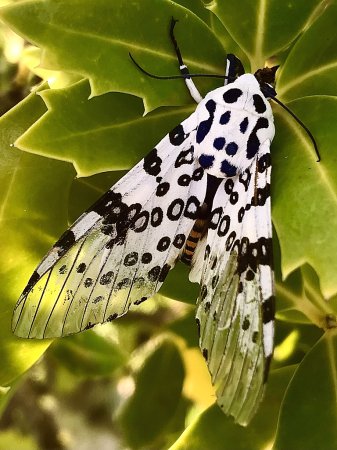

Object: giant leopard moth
[12,18,319,426]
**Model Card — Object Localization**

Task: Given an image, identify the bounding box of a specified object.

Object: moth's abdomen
[181,217,206,266]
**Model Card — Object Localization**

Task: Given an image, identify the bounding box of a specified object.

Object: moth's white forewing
[13,112,208,338]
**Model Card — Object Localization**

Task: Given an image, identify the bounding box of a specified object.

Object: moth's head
[254,66,279,99]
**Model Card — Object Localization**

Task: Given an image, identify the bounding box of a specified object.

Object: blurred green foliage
[0,0,337,449]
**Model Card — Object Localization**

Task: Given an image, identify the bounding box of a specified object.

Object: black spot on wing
[239,169,251,191]
[209,207,222,230]
[56,230,76,257]
[251,184,270,207]
[159,264,171,282]
[226,142,238,156]
[224,178,234,194]
[175,146,194,168]
[258,153,272,173]
[132,211,150,233]
[21,270,40,297]
[173,233,186,249]
[221,160,237,176]
[196,99,216,144]
[246,117,269,159]
[240,117,249,133]
[192,167,204,181]
[76,263,86,273]
[141,252,152,264]
[223,88,242,103]
[225,231,236,250]
[59,264,67,274]
[151,207,163,227]
[218,215,230,237]
[178,174,191,186]
[124,252,138,266]
[213,137,226,151]
[100,271,114,285]
[84,278,93,288]
[107,313,118,322]
[157,236,171,252]
[184,196,200,219]
[220,111,231,124]
[144,148,162,176]
[242,316,250,330]
[167,199,184,221]
[156,182,170,197]
[148,266,161,282]
[199,154,215,169]
[262,296,275,324]
[169,124,187,146]
[253,94,267,113]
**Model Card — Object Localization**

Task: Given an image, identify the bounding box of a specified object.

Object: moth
[12,19,319,426]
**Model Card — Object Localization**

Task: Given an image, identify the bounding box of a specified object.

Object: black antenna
[270,96,320,162]
[129,53,234,81]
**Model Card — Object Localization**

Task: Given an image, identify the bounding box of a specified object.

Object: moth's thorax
[194,73,275,178]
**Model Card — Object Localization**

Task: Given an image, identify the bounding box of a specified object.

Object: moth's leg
[170,17,203,104]
[225,54,245,86]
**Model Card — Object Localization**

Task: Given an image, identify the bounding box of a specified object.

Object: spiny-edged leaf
[277,2,337,102]
[0,84,75,385]
[22,46,83,89]
[273,330,337,450]
[0,0,226,112]
[272,96,337,298]
[48,329,128,377]
[118,336,185,449]
[209,0,326,70]
[169,366,297,450]
[15,80,195,177]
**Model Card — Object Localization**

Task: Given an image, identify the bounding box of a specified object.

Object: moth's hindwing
[190,76,275,425]
[195,147,274,424]
[12,112,208,339]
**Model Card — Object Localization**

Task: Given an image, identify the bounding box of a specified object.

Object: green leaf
[272,96,337,299]
[210,0,326,70]
[48,329,128,377]
[15,80,195,177]
[168,308,199,348]
[0,0,226,112]
[118,336,185,449]
[170,366,296,450]
[0,84,75,386]
[277,2,337,102]
[173,0,212,25]
[273,330,337,450]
